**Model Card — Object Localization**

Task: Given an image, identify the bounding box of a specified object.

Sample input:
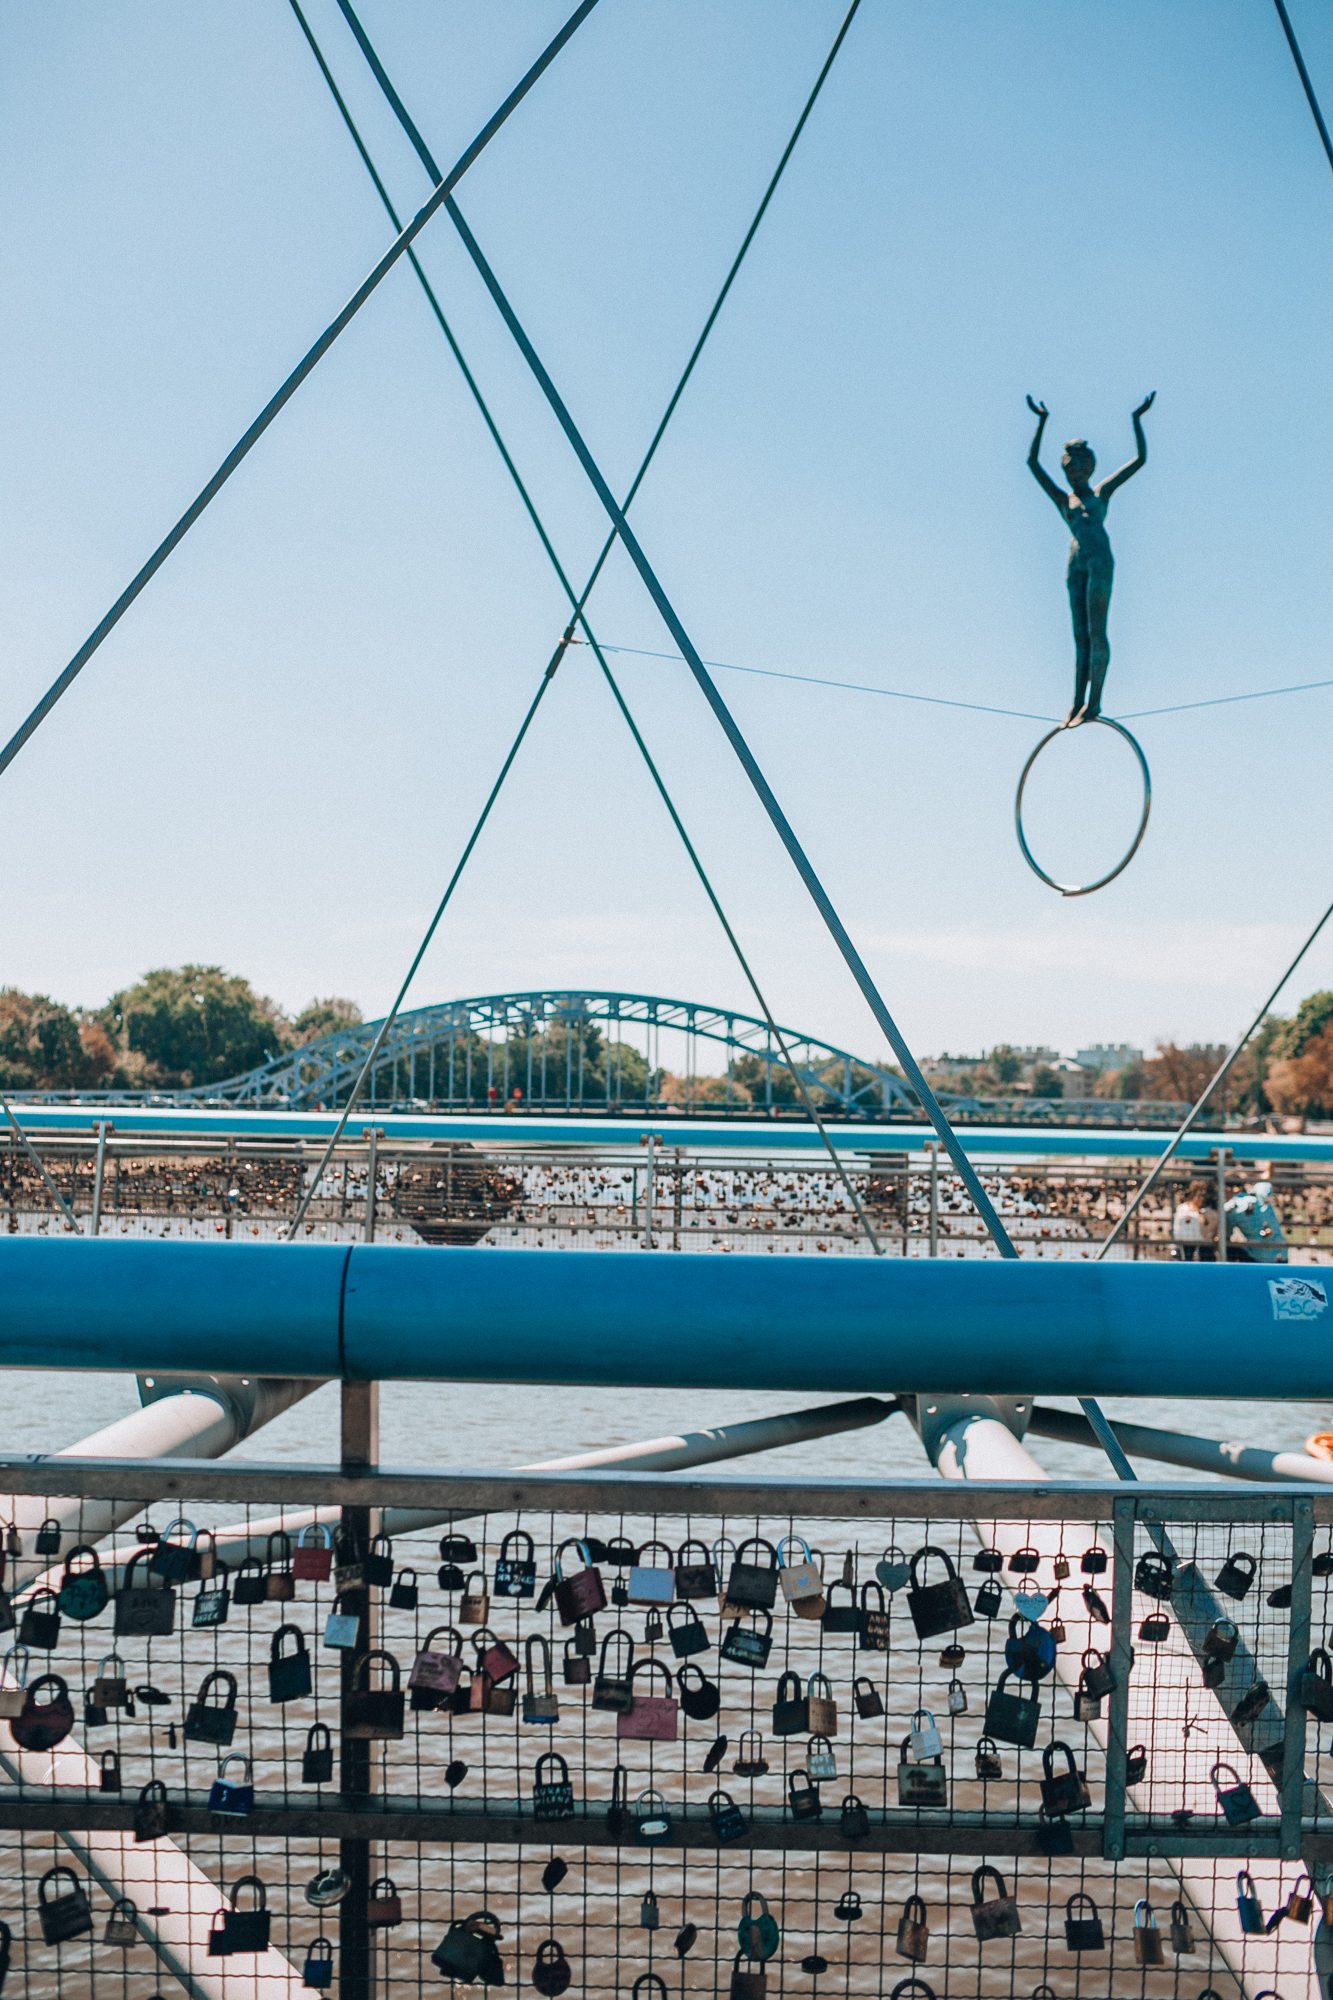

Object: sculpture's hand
[1133,392,1156,420]
[1026,395,1049,419]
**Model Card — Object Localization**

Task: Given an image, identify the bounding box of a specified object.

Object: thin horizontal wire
[584,639,1333,726]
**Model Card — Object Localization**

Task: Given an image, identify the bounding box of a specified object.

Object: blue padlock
[303,1934,335,1989]
[208,1753,254,1818]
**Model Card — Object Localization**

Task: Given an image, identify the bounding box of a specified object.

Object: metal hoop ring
[1014,716,1151,897]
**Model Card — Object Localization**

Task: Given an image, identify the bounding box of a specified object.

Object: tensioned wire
[287,0,884,1251]
[1273,0,1333,177]
[0,1,599,783]
[339,3,1023,1270]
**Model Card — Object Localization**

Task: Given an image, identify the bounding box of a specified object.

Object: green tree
[101,966,290,1088]
[293,996,364,1045]
[988,1044,1022,1087]
[1029,1064,1064,1099]
[0,988,87,1089]
[1281,991,1333,1060]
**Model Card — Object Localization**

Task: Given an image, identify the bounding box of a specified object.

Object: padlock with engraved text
[858,1580,891,1651]
[907,1545,974,1641]
[10,1673,75,1751]
[808,1732,837,1781]
[898,1738,947,1807]
[777,1535,824,1609]
[788,1768,822,1821]
[553,1540,606,1625]
[618,1658,678,1742]
[532,1751,576,1820]
[1212,1759,1261,1826]
[410,1624,464,1705]
[805,1670,837,1735]
[709,1787,748,1843]
[673,1537,717,1601]
[721,1609,773,1670]
[458,1571,490,1625]
[37,1864,92,1945]
[57,1544,109,1622]
[495,1529,538,1599]
[115,1551,175,1637]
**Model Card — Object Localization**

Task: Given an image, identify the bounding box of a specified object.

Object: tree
[0,988,106,1090]
[1267,1022,1333,1121]
[1029,1064,1064,1099]
[988,1044,1022,1087]
[293,997,364,1045]
[1140,1042,1227,1104]
[100,966,290,1089]
[1281,991,1333,1060]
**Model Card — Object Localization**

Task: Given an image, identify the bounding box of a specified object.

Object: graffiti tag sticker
[1269,1277,1328,1323]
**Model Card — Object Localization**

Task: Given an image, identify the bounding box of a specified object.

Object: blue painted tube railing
[0,1241,1324,1395]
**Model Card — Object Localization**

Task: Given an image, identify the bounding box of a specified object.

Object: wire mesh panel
[0,1467,1329,1994]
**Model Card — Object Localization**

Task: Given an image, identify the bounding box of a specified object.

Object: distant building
[1076,1043,1143,1074]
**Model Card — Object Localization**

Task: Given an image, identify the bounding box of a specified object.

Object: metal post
[1102,1496,1136,1860]
[363,1126,382,1242]
[90,1120,110,1237]
[1282,1497,1314,1860]
[1216,1145,1229,1263]
[673,1148,682,1251]
[339,1378,381,2000]
[927,1143,939,1258]
[642,1135,655,1250]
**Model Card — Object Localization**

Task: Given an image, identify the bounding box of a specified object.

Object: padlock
[640,1891,660,1930]
[303,1934,335,1987]
[834,1889,863,1924]
[1169,1899,1195,1953]
[908,1707,942,1759]
[91,1651,129,1707]
[362,1532,393,1590]
[1236,1869,1265,1934]
[553,1540,607,1625]
[898,1738,947,1807]
[367,1877,403,1929]
[1008,1544,1041,1574]
[822,1580,859,1634]
[709,1788,748,1842]
[839,1791,869,1839]
[634,1787,672,1843]
[323,1596,360,1650]
[808,1732,837,1781]
[1063,1891,1105,1951]
[947,1677,967,1716]
[561,1636,591,1687]
[788,1768,822,1820]
[726,1537,779,1611]
[1004,1612,1056,1681]
[1079,1646,1116,1699]
[1212,1760,1262,1826]
[19,1587,61,1651]
[974,1576,1003,1618]
[618,1658,678,1742]
[778,1535,823,1607]
[0,1645,29,1721]
[34,1517,62,1558]
[346,1648,405,1739]
[1134,1899,1165,1965]
[184,1668,238,1746]
[1126,1742,1148,1785]
[268,1623,313,1704]
[1203,1616,1240,1661]
[531,1938,572,1997]
[1232,1677,1272,1726]
[533,1751,576,1820]
[1214,1548,1258,1600]
[737,1891,780,1959]
[523,1633,560,1724]
[974,1736,1002,1780]
[896,1893,929,1961]
[1299,1647,1333,1720]
[1080,1542,1108,1573]
[459,1570,491,1624]
[1039,1739,1088,1816]
[1053,1552,1071,1579]
[628,1540,676,1606]
[209,1753,255,1816]
[677,1662,721,1720]
[495,1529,538,1599]
[221,1875,271,1954]
[133,1779,169,1842]
[853,1674,883,1719]
[876,1543,911,1591]
[302,1722,334,1785]
[192,1573,230,1629]
[0,1584,11,1638]
[1135,1549,1174,1599]
[806,1670,837,1734]
[720,1609,773,1670]
[857,1580,890,1651]
[771,1669,808,1736]
[1288,1874,1315,1922]
[103,1896,139,1946]
[666,1602,709,1658]
[730,1951,766,2000]
[972,1545,1004,1574]
[57,1544,109,1622]
[99,1748,123,1793]
[293,1521,334,1581]
[431,1913,496,1983]
[261,1529,295,1601]
[115,1551,175,1637]
[231,1556,268,1607]
[10,1672,75,1751]
[147,1516,196,1583]
[474,1627,520,1686]
[438,1534,479,1565]
[907,1545,974,1640]
[36,1864,93,1944]
[1139,1610,1170,1643]
[983,1668,1040,1748]
[674,1538,717,1600]
[970,1866,1020,1941]
[411,1624,464,1700]
[593,1628,636,1712]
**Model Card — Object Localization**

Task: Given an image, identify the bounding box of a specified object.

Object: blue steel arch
[178,990,925,1116]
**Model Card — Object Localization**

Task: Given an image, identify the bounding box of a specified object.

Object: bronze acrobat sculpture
[1025,392,1154,722]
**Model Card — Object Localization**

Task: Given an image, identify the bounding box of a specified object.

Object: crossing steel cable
[338,3,1021,1266]
[1096,891,1333,1260]
[0,1096,82,1234]
[287,1,883,1250]
[0,1,599,782]
[1272,0,1333,176]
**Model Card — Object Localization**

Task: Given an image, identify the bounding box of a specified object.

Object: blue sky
[4,0,1332,1065]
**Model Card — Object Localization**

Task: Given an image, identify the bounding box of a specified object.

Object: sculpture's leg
[1066,570,1091,722]
[1085,572,1112,719]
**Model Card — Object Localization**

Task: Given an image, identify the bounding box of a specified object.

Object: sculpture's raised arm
[1098,392,1155,500]
[1025,395,1068,513]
